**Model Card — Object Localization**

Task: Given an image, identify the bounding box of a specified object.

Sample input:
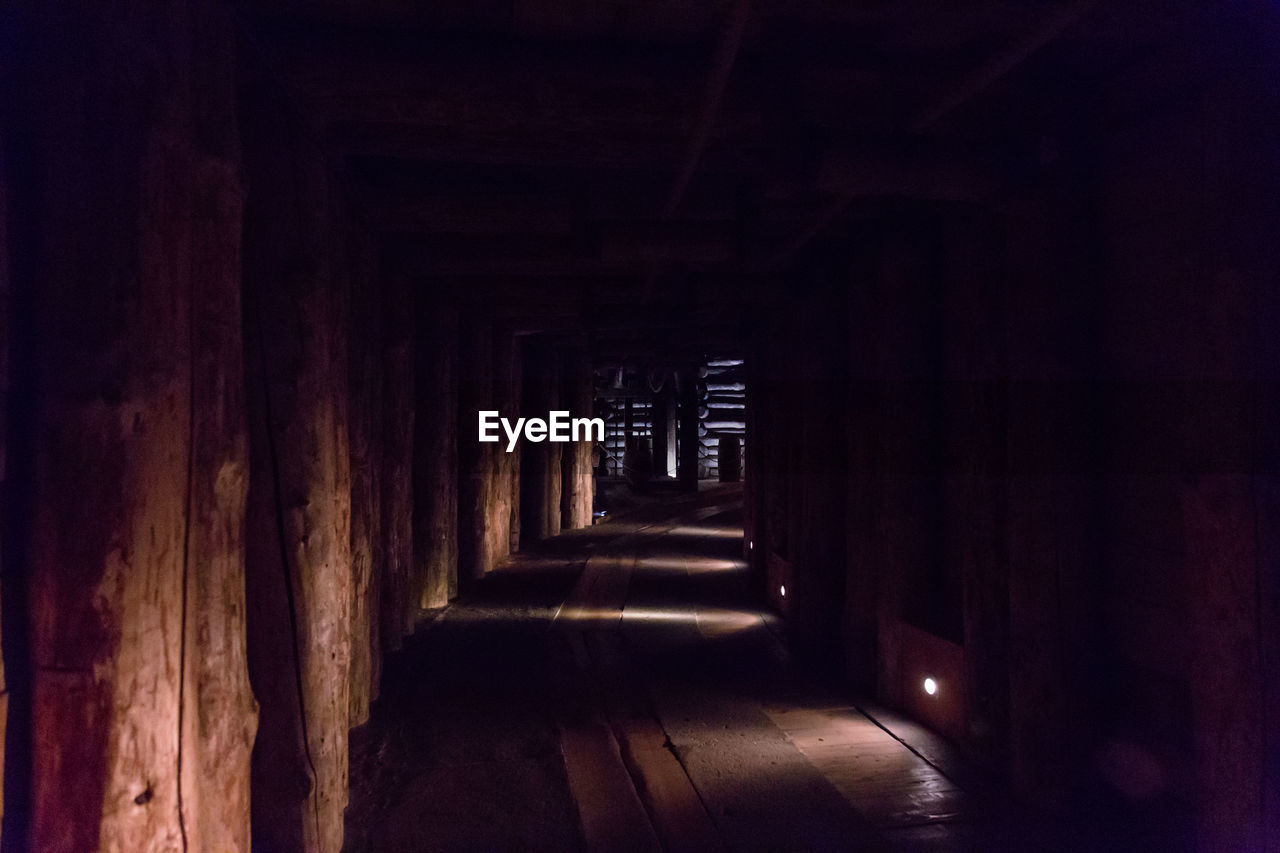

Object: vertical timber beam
[560,340,595,531]
[504,333,524,554]
[242,80,352,853]
[521,337,562,542]
[347,231,383,727]
[482,326,523,576]
[458,311,495,587]
[13,2,257,848]
[183,6,259,848]
[379,272,415,646]
[413,297,458,611]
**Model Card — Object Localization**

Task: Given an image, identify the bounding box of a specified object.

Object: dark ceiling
[235,0,1225,357]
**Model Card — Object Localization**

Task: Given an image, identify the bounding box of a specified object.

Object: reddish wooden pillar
[521,338,563,543]
[242,84,352,853]
[13,2,257,848]
[560,341,595,531]
[380,272,415,646]
[458,313,495,586]
[413,300,458,611]
[347,232,383,727]
[494,330,523,558]
[181,6,259,848]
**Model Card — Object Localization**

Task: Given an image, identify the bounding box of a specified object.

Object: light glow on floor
[636,555,747,573]
[667,525,743,539]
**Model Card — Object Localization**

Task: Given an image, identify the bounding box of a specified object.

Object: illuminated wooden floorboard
[763,706,969,829]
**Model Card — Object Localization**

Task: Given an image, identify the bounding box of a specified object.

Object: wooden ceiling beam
[911,0,1102,132]
[351,191,577,235]
[391,250,735,278]
[771,0,1101,263]
[814,148,994,201]
[330,122,757,172]
[664,0,752,217]
[385,221,739,273]
[273,33,759,138]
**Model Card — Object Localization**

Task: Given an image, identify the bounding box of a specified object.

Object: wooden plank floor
[555,487,991,851]
[764,706,969,829]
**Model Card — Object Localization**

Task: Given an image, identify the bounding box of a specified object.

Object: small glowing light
[779,585,786,597]
[749,540,754,550]
[923,677,938,696]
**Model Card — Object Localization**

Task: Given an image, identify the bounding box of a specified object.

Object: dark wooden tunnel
[1,0,1279,850]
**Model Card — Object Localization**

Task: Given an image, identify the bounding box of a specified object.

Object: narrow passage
[347,486,1017,851]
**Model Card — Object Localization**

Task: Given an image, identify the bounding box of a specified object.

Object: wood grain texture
[18,2,256,848]
[380,272,415,647]
[414,302,458,611]
[242,85,352,853]
[347,230,383,727]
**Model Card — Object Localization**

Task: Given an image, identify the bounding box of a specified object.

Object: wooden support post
[493,330,523,563]
[413,301,458,611]
[242,83,353,853]
[379,271,415,647]
[15,2,258,848]
[183,8,260,846]
[458,313,495,586]
[560,341,595,530]
[347,231,384,727]
[520,338,563,542]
